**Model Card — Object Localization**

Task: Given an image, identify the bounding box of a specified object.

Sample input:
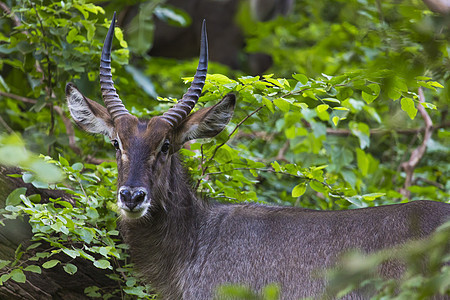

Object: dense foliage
[0,0,448,298]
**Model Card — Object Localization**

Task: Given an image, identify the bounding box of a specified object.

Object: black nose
[119,188,147,211]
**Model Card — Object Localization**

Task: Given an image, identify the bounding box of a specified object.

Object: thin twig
[0,91,37,104]
[414,177,444,190]
[53,106,82,155]
[196,104,267,192]
[0,114,14,134]
[211,104,266,161]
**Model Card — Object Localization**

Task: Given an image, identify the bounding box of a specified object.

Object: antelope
[65,13,450,300]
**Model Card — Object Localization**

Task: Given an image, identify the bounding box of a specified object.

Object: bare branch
[0,115,14,134]
[275,140,290,162]
[53,106,82,156]
[422,0,450,14]
[400,87,434,198]
[0,91,38,104]
[0,1,21,28]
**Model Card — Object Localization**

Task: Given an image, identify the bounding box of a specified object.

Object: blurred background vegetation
[0,0,449,298]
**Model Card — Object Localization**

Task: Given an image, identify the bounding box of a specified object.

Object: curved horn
[100,12,130,122]
[161,20,208,127]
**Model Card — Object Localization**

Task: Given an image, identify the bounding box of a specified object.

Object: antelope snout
[118,186,148,212]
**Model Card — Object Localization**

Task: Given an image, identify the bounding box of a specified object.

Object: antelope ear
[174,93,235,147]
[65,83,114,139]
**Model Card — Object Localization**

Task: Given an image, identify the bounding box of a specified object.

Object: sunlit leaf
[400,97,418,120]
[292,183,306,197]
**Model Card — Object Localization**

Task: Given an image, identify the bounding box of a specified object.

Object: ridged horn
[161,20,208,127]
[100,12,130,122]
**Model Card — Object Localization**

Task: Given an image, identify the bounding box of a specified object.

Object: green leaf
[388,88,402,100]
[271,161,281,172]
[99,247,110,257]
[71,162,83,171]
[15,244,23,260]
[10,269,26,283]
[292,73,308,84]
[400,97,418,120]
[42,260,60,269]
[126,3,154,55]
[346,196,364,207]
[86,207,99,219]
[77,228,95,244]
[273,98,290,112]
[362,193,385,201]
[0,259,10,269]
[420,102,436,110]
[24,265,41,274]
[356,148,369,177]
[25,242,41,251]
[322,98,340,103]
[262,283,280,300]
[154,5,191,27]
[6,187,27,206]
[74,4,89,18]
[0,144,29,166]
[266,77,287,88]
[262,97,275,113]
[63,263,77,275]
[336,86,353,101]
[333,107,349,111]
[80,20,95,41]
[66,28,78,44]
[332,116,339,126]
[349,122,370,149]
[361,83,380,104]
[316,104,329,113]
[94,259,111,269]
[83,3,104,15]
[309,181,327,194]
[84,286,101,297]
[28,160,63,183]
[125,65,158,99]
[429,81,443,88]
[123,286,148,297]
[62,248,79,259]
[114,27,128,48]
[209,74,234,84]
[0,273,11,284]
[292,183,306,197]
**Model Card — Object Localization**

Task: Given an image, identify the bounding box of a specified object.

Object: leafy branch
[206,166,351,202]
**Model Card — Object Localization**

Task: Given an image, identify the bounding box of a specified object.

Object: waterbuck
[65,14,450,299]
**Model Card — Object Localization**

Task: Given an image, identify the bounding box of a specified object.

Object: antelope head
[66,13,235,219]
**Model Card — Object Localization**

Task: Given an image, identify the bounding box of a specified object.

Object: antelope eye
[112,140,120,150]
[161,140,170,154]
